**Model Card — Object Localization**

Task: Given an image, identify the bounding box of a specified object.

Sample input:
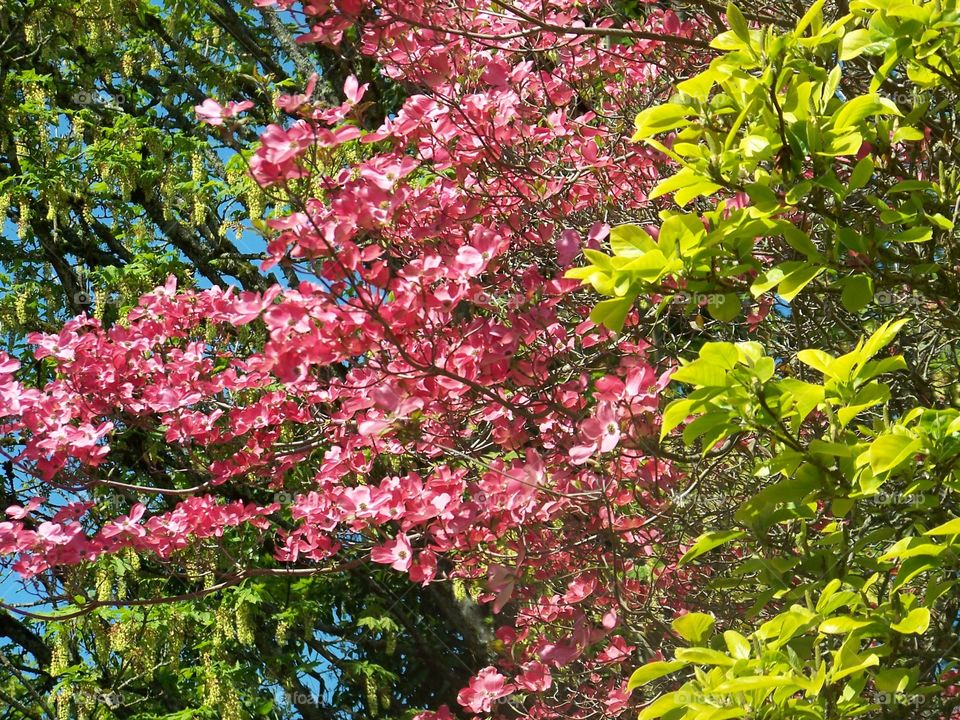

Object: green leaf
[750,266,788,296]
[707,293,741,321]
[755,608,816,648]
[671,360,729,388]
[837,382,889,427]
[702,710,747,720]
[873,668,915,694]
[778,264,825,302]
[726,2,750,42]
[925,518,960,536]
[723,630,751,659]
[782,226,822,259]
[796,349,836,377]
[841,274,874,312]
[859,318,908,361]
[786,181,813,205]
[890,607,930,634]
[675,180,724,207]
[672,613,715,644]
[638,692,686,720]
[713,675,796,693]
[660,399,695,440]
[780,378,825,426]
[839,29,874,60]
[674,647,736,666]
[869,434,920,474]
[700,342,741,370]
[832,94,901,131]
[815,579,843,612]
[890,226,932,243]
[677,69,719,101]
[831,651,879,681]
[744,183,779,211]
[857,355,907,382]
[590,296,633,332]
[620,249,673,282]
[633,105,693,141]
[848,157,875,191]
[818,616,874,635]
[682,411,734,447]
[880,538,946,562]
[893,126,925,142]
[795,0,826,36]
[582,248,614,269]
[826,129,865,156]
[626,660,688,692]
[679,530,745,565]
[610,224,657,258]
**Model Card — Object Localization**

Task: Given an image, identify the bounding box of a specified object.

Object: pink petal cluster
[194,98,254,125]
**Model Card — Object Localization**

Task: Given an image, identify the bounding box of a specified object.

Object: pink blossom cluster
[2,1,715,718]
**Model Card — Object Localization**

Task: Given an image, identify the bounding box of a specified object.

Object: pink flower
[101,503,147,539]
[409,549,437,585]
[36,521,71,545]
[570,403,621,464]
[486,564,517,614]
[516,661,552,692]
[194,99,254,125]
[277,74,318,113]
[603,684,631,714]
[413,706,453,720]
[556,229,580,265]
[370,533,413,572]
[457,667,515,713]
[6,496,44,520]
[343,74,367,104]
[260,122,316,164]
[454,246,486,277]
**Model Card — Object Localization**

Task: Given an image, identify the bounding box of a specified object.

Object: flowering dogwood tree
[4,0,960,719]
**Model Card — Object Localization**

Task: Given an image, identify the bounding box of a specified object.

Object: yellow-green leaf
[610,224,657,258]
[626,660,688,692]
[925,518,960,536]
[707,293,741,321]
[679,530,745,566]
[589,296,634,332]
[674,647,736,666]
[713,675,796,693]
[890,607,930,635]
[726,2,750,42]
[633,105,693,141]
[839,29,873,60]
[869,434,920,474]
[672,613,715,644]
[723,630,751,659]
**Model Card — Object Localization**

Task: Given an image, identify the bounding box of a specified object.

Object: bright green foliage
[568,0,960,330]
[631,320,960,718]
[565,0,960,717]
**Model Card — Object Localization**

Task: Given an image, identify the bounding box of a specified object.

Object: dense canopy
[2,1,960,720]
